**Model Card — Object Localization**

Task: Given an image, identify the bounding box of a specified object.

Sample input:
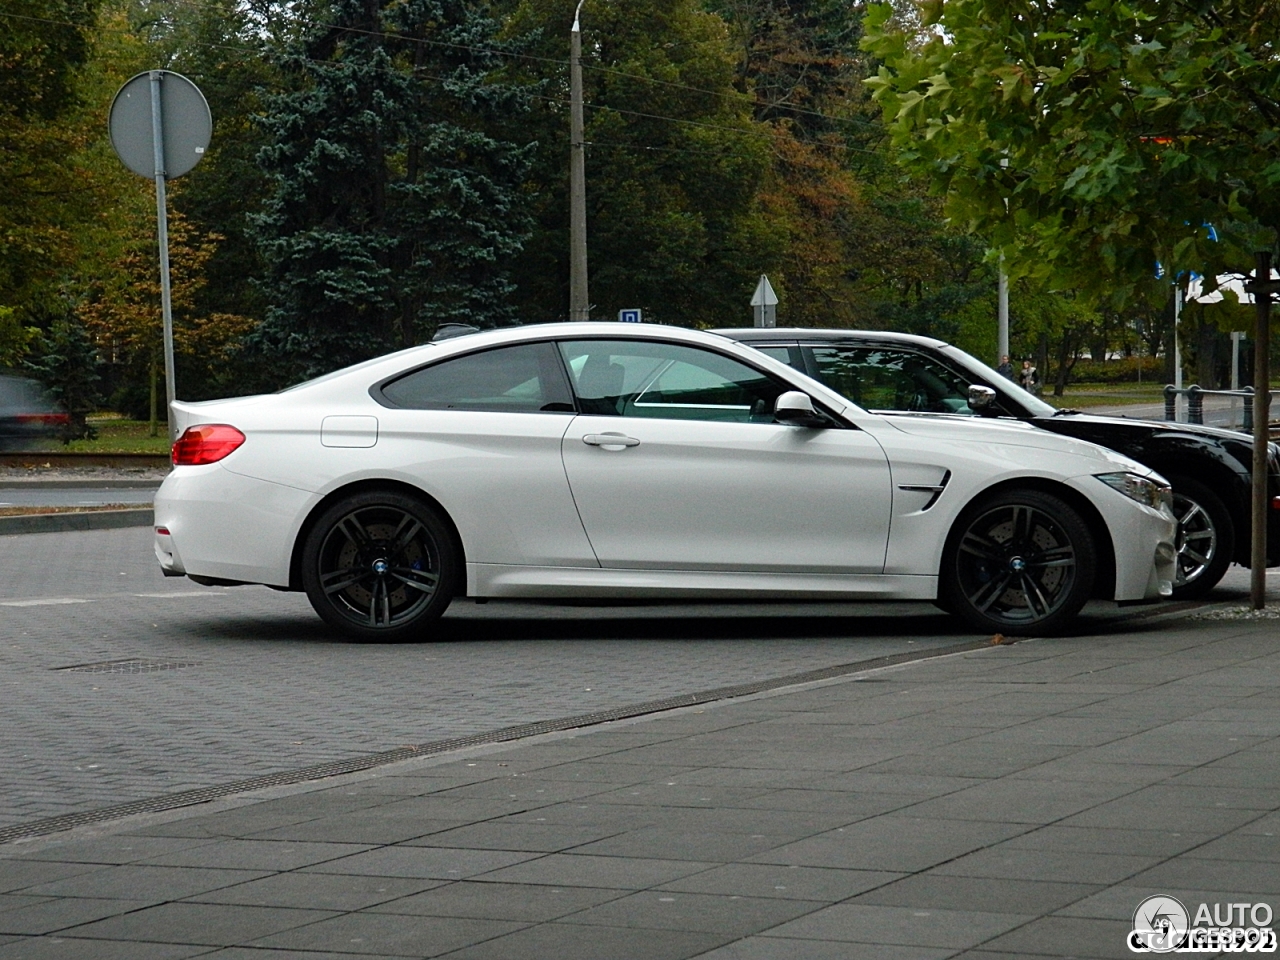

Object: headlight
[1096,472,1172,510]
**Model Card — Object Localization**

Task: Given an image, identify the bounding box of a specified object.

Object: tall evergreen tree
[251,0,535,381]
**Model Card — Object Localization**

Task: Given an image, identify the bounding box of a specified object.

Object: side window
[379,342,574,413]
[806,346,976,415]
[558,340,788,423]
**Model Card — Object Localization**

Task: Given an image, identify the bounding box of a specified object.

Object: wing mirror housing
[968,384,998,414]
[774,391,825,427]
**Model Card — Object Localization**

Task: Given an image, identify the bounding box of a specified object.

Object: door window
[379,342,574,412]
[807,346,976,414]
[558,340,788,422]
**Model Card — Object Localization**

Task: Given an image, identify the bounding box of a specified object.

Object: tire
[1167,476,1233,600]
[941,488,1096,636]
[301,490,458,641]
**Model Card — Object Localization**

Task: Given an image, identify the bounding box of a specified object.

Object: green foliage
[0,307,39,368]
[500,0,781,326]
[863,0,1280,302]
[0,0,104,318]
[250,0,537,381]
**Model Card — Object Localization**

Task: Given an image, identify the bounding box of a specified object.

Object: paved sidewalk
[1,606,1278,959]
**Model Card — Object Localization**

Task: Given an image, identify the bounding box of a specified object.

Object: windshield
[938,345,1058,417]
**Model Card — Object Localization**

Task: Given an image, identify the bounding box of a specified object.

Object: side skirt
[468,563,937,601]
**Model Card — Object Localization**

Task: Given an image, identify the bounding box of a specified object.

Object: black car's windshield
[807,346,976,415]
[937,345,1058,417]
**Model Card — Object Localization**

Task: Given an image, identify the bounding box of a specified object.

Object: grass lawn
[36,418,172,455]
[1045,383,1169,408]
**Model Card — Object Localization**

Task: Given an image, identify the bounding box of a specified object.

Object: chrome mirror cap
[968,384,997,410]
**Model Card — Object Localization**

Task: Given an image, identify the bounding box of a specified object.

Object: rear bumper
[154,465,313,587]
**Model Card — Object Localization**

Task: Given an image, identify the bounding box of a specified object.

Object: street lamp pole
[568,0,589,321]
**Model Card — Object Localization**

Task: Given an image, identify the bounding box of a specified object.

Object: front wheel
[941,489,1096,636]
[301,490,458,641]
[1167,476,1233,600]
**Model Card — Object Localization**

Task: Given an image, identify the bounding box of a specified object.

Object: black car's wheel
[941,489,1096,636]
[301,490,458,641]
[1167,476,1233,600]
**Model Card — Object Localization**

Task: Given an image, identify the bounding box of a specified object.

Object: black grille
[53,658,200,675]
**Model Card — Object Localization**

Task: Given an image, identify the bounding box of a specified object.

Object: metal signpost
[108,70,212,439]
[751,274,778,327]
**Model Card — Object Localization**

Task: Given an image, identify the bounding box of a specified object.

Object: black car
[719,328,1280,599]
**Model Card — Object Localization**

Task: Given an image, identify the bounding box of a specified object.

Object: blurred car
[719,328,1280,599]
[155,323,1176,639]
[0,375,68,451]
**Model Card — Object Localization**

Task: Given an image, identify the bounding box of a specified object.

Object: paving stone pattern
[0,605,1277,957]
[0,527,984,827]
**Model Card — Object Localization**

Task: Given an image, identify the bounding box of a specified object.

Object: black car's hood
[1038,411,1252,442]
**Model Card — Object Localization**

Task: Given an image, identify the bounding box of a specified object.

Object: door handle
[582,433,640,448]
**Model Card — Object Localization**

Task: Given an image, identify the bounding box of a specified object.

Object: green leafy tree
[863,0,1280,301]
[0,0,103,321]
[250,0,537,382]
[500,0,780,326]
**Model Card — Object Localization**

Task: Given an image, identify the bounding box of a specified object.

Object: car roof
[714,328,951,349]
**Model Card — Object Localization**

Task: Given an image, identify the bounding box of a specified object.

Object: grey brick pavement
[0,596,1277,958]
[1,527,985,828]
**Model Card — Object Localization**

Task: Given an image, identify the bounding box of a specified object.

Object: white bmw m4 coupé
[156,323,1177,639]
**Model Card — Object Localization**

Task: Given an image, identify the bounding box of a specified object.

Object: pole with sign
[108,70,212,439]
[751,275,777,327]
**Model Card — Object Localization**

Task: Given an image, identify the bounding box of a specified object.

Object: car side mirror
[775,391,825,427]
[968,384,997,413]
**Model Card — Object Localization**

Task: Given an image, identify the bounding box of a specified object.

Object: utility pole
[1248,252,1277,609]
[997,156,1009,363]
[568,0,589,321]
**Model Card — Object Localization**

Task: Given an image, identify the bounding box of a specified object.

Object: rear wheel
[941,488,1096,636]
[1167,476,1233,600]
[301,490,458,641]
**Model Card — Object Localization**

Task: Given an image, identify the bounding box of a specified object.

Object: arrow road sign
[751,274,777,327]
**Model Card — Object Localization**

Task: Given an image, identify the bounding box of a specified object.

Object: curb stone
[0,508,153,536]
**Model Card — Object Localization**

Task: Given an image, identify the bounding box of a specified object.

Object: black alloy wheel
[942,489,1096,636]
[1167,476,1233,600]
[301,490,458,641]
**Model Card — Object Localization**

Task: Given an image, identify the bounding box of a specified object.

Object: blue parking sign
[618,309,642,323]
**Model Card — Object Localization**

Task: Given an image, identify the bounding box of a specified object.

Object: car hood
[1041,411,1250,442]
[881,414,1151,471]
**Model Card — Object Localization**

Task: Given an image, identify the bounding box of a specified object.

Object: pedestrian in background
[1019,359,1041,395]
[996,355,1014,380]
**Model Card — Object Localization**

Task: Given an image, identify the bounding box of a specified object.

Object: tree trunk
[1053,329,1080,397]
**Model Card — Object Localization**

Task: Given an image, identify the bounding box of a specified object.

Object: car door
[373,340,596,567]
[557,338,893,573]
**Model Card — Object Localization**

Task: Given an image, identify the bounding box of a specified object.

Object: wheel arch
[944,477,1117,600]
[288,479,468,593]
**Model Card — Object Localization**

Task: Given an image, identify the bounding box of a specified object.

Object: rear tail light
[172,424,246,466]
[15,413,69,425]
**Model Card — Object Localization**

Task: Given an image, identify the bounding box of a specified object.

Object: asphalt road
[0,487,157,508]
[1085,399,1251,430]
